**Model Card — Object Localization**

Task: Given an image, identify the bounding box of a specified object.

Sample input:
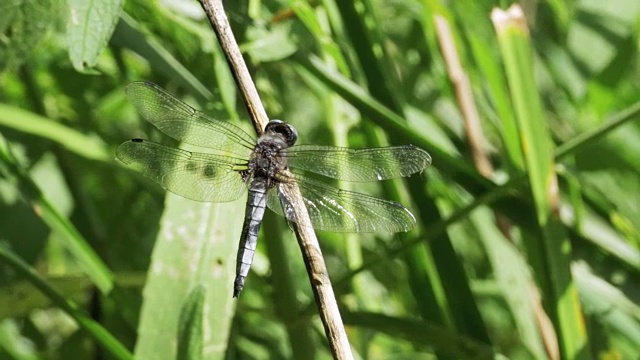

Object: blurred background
[0,0,639,359]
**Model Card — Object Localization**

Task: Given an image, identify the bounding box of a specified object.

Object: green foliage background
[1,0,639,359]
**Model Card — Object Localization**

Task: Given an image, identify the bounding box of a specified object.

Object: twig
[434,16,493,178]
[280,183,354,360]
[199,0,268,134]
[198,1,353,359]
[434,15,513,241]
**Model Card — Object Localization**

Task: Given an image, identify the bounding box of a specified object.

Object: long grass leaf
[0,245,131,359]
[0,135,114,293]
[493,6,589,359]
[0,105,110,161]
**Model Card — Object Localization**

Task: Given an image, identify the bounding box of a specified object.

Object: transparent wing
[282,144,431,182]
[125,82,255,156]
[116,139,248,202]
[266,175,416,233]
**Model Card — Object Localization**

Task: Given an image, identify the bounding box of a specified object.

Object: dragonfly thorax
[249,120,297,181]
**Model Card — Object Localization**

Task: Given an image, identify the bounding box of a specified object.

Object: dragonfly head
[265,119,298,147]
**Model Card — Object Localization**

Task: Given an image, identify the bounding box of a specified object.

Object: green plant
[0,1,639,359]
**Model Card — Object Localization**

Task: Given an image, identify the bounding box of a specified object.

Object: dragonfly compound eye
[266,119,298,147]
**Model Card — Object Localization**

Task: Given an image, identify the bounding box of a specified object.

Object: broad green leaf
[243,23,298,63]
[67,0,124,72]
[134,195,242,360]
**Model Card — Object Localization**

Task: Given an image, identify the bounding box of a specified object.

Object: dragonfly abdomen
[234,178,268,297]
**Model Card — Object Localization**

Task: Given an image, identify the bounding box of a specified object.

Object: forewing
[283,145,431,182]
[125,82,255,156]
[116,139,248,202]
[266,176,416,233]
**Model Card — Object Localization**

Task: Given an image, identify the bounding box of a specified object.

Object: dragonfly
[116,82,431,297]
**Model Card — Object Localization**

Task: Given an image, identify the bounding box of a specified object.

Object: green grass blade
[262,211,318,359]
[332,0,402,110]
[556,101,640,159]
[0,245,132,360]
[0,135,114,294]
[177,286,205,360]
[112,13,214,102]
[493,14,554,221]
[342,311,495,358]
[493,6,589,359]
[454,0,524,171]
[289,0,350,76]
[0,104,111,162]
[293,54,491,191]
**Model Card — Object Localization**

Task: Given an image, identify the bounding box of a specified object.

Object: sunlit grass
[0,1,639,359]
